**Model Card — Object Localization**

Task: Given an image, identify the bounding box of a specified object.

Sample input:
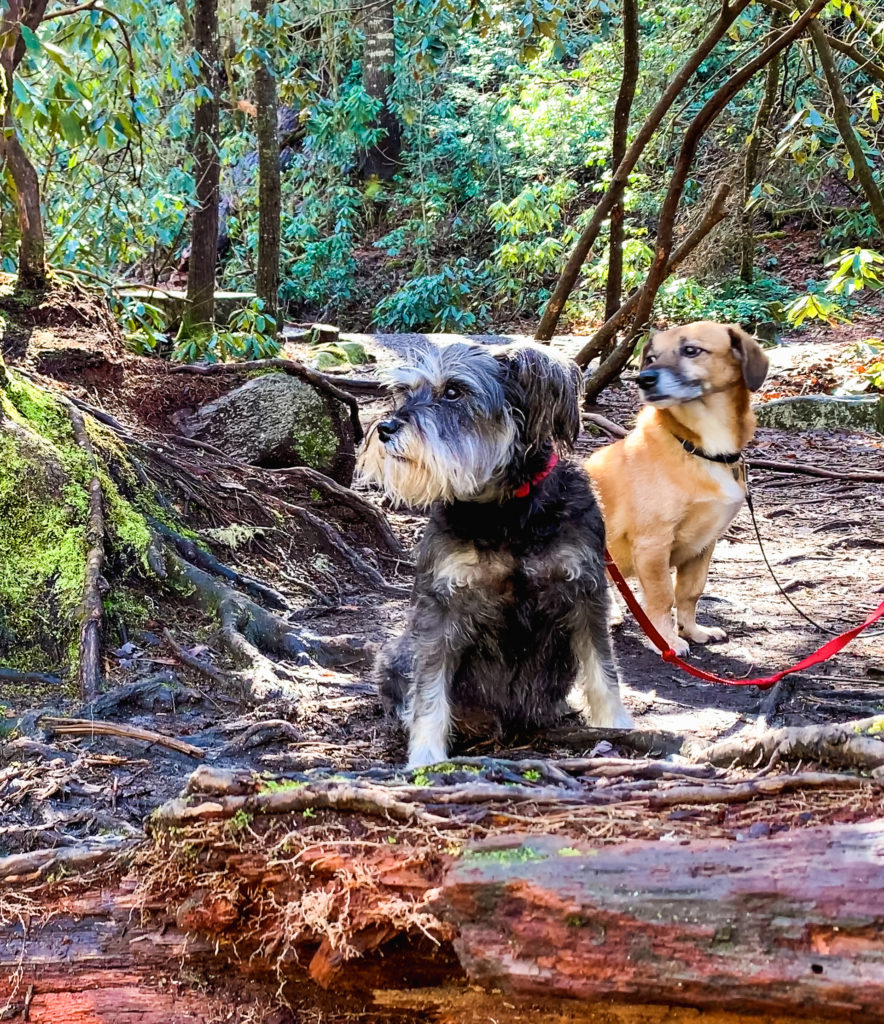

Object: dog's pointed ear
[495,343,582,447]
[728,327,769,392]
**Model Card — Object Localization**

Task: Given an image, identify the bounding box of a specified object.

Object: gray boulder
[181,371,355,483]
[754,394,883,434]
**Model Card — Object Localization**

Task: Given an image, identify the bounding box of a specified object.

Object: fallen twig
[42,717,205,759]
[747,458,884,483]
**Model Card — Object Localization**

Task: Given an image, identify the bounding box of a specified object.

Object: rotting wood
[438,823,884,1018]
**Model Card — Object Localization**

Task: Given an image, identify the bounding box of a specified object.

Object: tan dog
[586,321,769,656]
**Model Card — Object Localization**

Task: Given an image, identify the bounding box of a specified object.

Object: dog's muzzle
[637,367,703,404]
[376,418,403,443]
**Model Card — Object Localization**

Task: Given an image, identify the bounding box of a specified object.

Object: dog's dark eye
[682,345,703,358]
[442,384,462,401]
[643,352,657,365]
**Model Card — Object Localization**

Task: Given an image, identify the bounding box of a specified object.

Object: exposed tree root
[152,767,446,827]
[152,520,289,610]
[162,547,373,702]
[543,724,686,758]
[66,403,107,700]
[648,770,867,808]
[169,357,365,443]
[79,671,203,718]
[214,719,302,757]
[270,464,403,556]
[162,629,229,687]
[698,716,884,770]
[0,840,134,883]
[0,668,62,686]
[288,504,410,597]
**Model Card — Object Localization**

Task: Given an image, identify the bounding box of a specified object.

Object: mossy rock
[180,372,356,484]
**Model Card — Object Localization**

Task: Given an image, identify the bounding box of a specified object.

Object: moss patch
[0,363,156,677]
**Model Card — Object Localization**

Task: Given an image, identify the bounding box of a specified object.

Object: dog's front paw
[680,624,727,645]
[669,635,691,657]
[407,742,447,770]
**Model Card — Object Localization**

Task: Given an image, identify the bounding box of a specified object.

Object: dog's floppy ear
[728,327,769,392]
[495,343,582,447]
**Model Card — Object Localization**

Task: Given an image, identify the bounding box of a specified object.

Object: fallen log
[4,819,884,1021]
[439,823,884,1018]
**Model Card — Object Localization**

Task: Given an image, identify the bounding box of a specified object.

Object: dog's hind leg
[675,546,727,645]
[374,633,414,720]
[568,600,634,730]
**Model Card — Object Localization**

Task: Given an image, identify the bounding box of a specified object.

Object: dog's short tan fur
[586,321,768,656]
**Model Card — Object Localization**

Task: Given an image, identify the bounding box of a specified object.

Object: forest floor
[2,301,881,851]
[1,292,883,1022]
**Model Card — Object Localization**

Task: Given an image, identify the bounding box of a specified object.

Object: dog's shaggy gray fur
[358,341,632,767]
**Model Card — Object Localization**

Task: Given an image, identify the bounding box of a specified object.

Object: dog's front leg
[406,643,457,769]
[405,596,470,769]
[568,598,634,729]
[675,546,727,645]
[632,540,690,656]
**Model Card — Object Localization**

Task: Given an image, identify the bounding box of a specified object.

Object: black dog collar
[674,435,742,465]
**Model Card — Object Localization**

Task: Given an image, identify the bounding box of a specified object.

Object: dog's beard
[358,416,516,507]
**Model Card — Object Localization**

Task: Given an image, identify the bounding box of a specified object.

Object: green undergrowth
[0,361,156,679]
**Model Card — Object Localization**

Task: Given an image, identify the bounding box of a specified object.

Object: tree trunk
[796,0,884,236]
[0,0,52,291]
[361,0,401,181]
[252,0,281,329]
[739,14,783,284]
[184,0,222,332]
[0,115,46,291]
[584,0,829,402]
[603,0,640,334]
[533,0,753,341]
[440,824,884,1016]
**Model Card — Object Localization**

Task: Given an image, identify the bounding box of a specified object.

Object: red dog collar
[513,451,559,498]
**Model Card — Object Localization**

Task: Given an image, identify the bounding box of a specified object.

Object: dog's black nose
[377,419,402,443]
[637,369,660,391]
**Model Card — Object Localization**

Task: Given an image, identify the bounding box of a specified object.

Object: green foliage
[825,247,884,297]
[373,259,490,330]
[113,297,169,355]
[173,299,280,363]
[656,275,796,327]
[8,0,884,332]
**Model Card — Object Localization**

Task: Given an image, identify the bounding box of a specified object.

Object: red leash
[604,551,884,691]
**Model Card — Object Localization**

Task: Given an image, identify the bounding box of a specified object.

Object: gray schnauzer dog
[358,341,632,768]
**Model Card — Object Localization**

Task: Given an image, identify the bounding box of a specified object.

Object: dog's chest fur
[414,463,606,725]
[671,459,745,563]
